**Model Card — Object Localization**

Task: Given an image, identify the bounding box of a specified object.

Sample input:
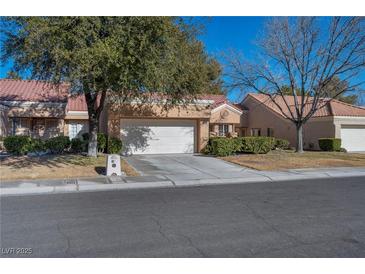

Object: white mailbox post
[106,154,123,176]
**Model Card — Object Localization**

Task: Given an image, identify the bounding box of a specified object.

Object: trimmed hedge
[108,137,123,154]
[3,136,32,155]
[45,136,71,154]
[318,138,341,151]
[82,132,90,142]
[210,137,241,157]
[241,137,276,154]
[70,138,84,153]
[29,138,46,152]
[275,138,290,150]
[97,133,107,152]
[206,136,278,156]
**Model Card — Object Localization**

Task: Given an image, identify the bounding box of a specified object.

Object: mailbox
[106,154,122,176]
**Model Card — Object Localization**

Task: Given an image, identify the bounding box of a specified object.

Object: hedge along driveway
[0,154,139,181]
[221,150,365,171]
[207,137,280,157]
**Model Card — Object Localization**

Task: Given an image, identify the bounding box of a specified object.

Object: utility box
[106,154,123,176]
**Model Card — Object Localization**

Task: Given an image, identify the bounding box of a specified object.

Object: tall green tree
[1,17,222,156]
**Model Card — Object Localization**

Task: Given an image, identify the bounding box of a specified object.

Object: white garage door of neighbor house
[340,125,365,152]
[120,119,196,154]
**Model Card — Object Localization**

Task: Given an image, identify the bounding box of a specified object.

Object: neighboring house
[0,103,9,137]
[0,79,89,140]
[0,79,238,154]
[1,79,365,153]
[64,94,90,139]
[241,94,365,152]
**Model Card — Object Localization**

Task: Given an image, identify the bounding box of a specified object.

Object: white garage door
[120,119,196,154]
[340,125,365,152]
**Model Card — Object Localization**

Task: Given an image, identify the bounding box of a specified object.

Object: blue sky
[1,16,364,104]
[198,17,265,58]
[197,16,267,102]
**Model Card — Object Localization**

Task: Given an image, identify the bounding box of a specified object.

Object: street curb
[1,172,365,197]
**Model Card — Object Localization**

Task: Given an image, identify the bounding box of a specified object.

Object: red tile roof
[0,79,236,112]
[199,94,227,105]
[247,93,365,117]
[201,94,244,112]
[146,93,229,106]
[212,100,244,112]
[0,79,69,103]
[66,95,88,111]
[329,100,365,116]
[65,93,233,112]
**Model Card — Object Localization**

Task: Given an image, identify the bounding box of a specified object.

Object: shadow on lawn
[0,154,100,170]
[94,166,106,175]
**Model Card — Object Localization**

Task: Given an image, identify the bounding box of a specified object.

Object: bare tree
[225,17,365,152]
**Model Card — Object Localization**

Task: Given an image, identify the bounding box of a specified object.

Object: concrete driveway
[125,154,251,182]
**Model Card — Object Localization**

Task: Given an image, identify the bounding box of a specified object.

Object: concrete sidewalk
[1,166,365,197]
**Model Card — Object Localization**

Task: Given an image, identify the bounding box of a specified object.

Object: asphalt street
[1,176,365,257]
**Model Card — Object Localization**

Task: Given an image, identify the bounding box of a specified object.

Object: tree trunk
[84,88,106,157]
[88,117,98,157]
[296,124,304,153]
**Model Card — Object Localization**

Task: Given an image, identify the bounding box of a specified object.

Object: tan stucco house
[0,79,90,140]
[1,79,365,153]
[240,94,365,152]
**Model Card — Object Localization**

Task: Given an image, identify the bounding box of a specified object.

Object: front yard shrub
[97,133,107,152]
[108,137,123,154]
[29,138,46,152]
[202,141,213,154]
[241,137,276,154]
[70,138,84,153]
[202,137,216,154]
[3,135,32,155]
[45,136,71,154]
[209,137,244,156]
[275,138,290,150]
[206,137,276,156]
[318,138,341,151]
[203,137,218,155]
[82,132,89,142]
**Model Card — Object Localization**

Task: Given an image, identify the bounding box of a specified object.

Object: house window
[33,119,46,131]
[251,128,261,137]
[69,122,86,139]
[267,128,274,137]
[46,119,59,130]
[218,124,229,136]
[12,118,28,135]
